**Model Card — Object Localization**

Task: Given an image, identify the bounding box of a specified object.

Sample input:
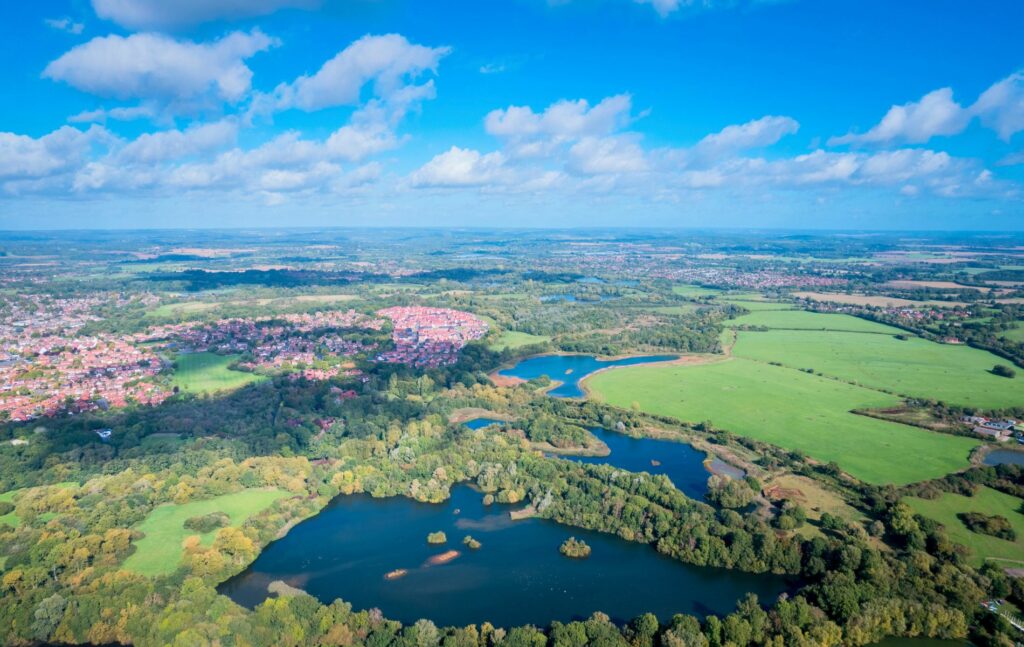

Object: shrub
[183,511,230,534]
[559,537,591,558]
[958,512,1017,541]
[992,365,1016,378]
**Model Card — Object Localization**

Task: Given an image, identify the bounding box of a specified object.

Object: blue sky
[0,0,1022,230]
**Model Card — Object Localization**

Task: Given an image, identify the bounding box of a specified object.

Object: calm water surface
[499,354,677,398]
[220,486,788,627]
[983,449,1024,467]
[559,427,714,501]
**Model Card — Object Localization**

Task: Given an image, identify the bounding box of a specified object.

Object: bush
[0,501,14,516]
[958,512,1017,541]
[992,365,1016,378]
[559,537,591,558]
[182,511,230,534]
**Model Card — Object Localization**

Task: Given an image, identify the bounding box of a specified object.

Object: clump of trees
[705,474,756,509]
[958,512,1017,541]
[992,364,1016,378]
[560,537,591,558]
[462,535,481,549]
[426,531,447,544]
[183,511,230,533]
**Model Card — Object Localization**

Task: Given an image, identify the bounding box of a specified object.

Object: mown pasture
[171,352,266,394]
[123,488,289,576]
[489,330,552,351]
[731,328,1024,409]
[906,486,1024,567]
[585,357,978,485]
[726,310,900,333]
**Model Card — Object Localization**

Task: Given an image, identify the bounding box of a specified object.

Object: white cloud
[410,147,509,187]
[485,94,633,141]
[268,34,449,113]
[68,105,157,124]
[116,120,238,163]
[44,17,84,34]
[43,30,277,109]
[830,88,970,146]
[91,0,319,30]
[634,0,683,17]
[972,71,1024,141]
[568,135,648,174]
[695,115,799,155]
[0,126,111,182]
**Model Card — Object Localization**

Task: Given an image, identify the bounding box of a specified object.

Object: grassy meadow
[731,329,1024,408]
[489,330,552,351]
[171,352,266,394]
[123,489,288,576]
[586,357,978,485]
[905,486,1024,567]
[726,310,901,333]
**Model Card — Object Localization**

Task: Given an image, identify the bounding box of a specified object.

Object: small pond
[219,485,789,628]
[558,427,718,501]
[983,449,1024,467]
[463,417,507,431]
[499,354,677,398]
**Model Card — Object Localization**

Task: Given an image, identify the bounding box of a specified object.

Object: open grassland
[489,330,552,351]
[123,489,289,576]
[731,329,1024,409]
[792,292,969,308]
[171,352,266,394]
[727,310,901,333]
[763,474,868,540]
[1000,325,1024,343]
[672,284,721,298]
[906,487,1024,567]
[719,299,795,311]
[586,357,978,485]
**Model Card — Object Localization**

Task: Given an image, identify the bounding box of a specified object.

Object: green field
[1000,325,1024,343]
[731,329,1024,408]
[906,486,1024,567]
[672,284,721,298]
[586,357,978,485]
[171,352,266,394]
[718,299,795,311]
[489,330,552,351]
[122,489,288,576]
[727,309,900,333]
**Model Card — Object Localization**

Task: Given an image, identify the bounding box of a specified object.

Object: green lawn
[171,352,266,394]
[906,486,1024,567]
[586,357,978,485]
[731,329,1024,409]
[718,300,795,311]
[727,309,901,333]
[122,488,289,576]
[489,330,552,351]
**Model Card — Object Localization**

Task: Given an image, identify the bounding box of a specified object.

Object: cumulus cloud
[44,17,84,34]
[43,30,278,109]
[91,0,319,30]
[267,34,449,113]
[410,147,509,187]
[972,71,1024,141]
[116,120,238,163]
[485,94,633,141]
[694,115,799,155]
[0,126,111,183]
[568,135,648,174]
[829,88,970,146]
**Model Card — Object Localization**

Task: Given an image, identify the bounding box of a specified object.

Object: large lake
[220,485,788,628]
[499,354,677,398]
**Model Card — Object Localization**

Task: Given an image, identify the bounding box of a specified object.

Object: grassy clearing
[672,285,721,298]
[732,329,1024,409]
[727,310,900,333]
[122,488,289,576]
[171,352,265,394]
[489,330,552,351]
[792,292,969,308]
[906,486,1024,567]
[586,357,977,485]
[764,474,867,539]
[718,300,795,311]
[0,482,78,528]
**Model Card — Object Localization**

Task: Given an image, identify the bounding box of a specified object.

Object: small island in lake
[559,537,591,559]
[427,531,447,544]
[427,550,461,565]
[384,569,408,581]
[463,535,482,550]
